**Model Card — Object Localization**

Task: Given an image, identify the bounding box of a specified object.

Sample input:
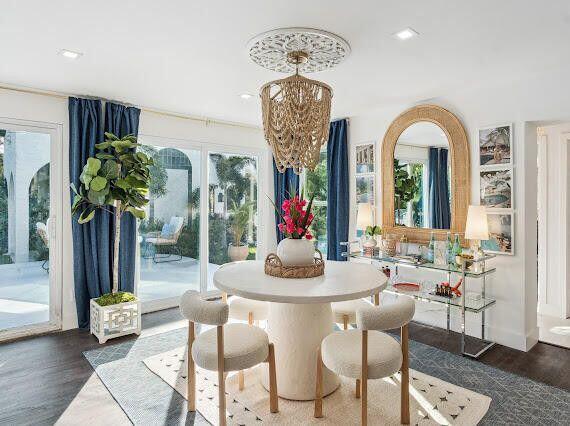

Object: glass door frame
[136,134,267,311]
[0,118,63,341]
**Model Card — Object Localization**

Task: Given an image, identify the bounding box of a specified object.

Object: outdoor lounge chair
[36,219,50,272]
[144,216,185,263]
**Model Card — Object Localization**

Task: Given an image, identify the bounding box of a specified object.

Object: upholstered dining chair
[331,293,379,330]
[222,292,269,390]
[180,291,278,426]
[315,296,415,425]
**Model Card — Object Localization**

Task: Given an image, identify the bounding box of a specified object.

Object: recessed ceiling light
[59,49,83,59]
[240,93,254,100]
[393,27,419,41]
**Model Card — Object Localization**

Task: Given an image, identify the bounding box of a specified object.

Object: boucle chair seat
[321,329,402,379]
[331,299,372,324]
[229,297,269,321]
[192,323,269,372]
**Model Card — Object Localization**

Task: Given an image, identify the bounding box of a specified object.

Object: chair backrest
[179,290,229,326]
[356,295,415,331]
[169,216,185,239]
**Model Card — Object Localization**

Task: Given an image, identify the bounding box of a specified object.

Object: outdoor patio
[0,257,221,331]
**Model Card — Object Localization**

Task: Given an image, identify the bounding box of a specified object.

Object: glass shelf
[345,252,496,278]
[384,283,496,314]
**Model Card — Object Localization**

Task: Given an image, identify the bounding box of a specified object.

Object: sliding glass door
[137,137,263,310]
[0,121,62,337]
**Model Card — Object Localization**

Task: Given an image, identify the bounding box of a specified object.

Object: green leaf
[72,194,83,211]
[78,208,96,224]
[100,160,119,179]
[126,206,145,219]
[95,141,112,150]
[115,179,130,190]
[95,153,115,160]
[111,140,136,151]
[90,176,107,192]
[88,188,106,205]
[125,175,147,189]
[104,132,119,141]
[136,152,149,163]
[79,170,93,189]
[86,157,101,175]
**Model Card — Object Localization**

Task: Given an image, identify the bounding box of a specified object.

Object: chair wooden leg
[237,311,255,391]
[355,378,361,398]
[221,292,228,303]
[401,324,410,425]
[267,343,279,413]
[361,330,368,426]
[314,346,324,418]
[373,293,380,306]
[343,314,349,330]
[187,321,196,412]
[217,326,226,426]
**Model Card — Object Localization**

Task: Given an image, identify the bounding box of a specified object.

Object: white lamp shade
[356,203,373,230]
[464,205,489,240]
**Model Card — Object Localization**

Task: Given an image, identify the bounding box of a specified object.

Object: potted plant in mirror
[71,132,152,344]
[362,225,381,249]
[228,201,253,261]
[394,159,419,226]
[271,190,316,266]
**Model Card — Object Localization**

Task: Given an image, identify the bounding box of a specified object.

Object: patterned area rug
[144,346,490,425]
[83,326,570,425]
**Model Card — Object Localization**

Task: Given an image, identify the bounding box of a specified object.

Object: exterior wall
[153,168,188,223]
[2,131,50,262]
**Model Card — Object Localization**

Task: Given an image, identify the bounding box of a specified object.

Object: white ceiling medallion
[247,27,351,74]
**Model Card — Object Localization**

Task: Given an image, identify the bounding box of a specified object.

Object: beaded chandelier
[260,51,332,174]
[248,28,350,174]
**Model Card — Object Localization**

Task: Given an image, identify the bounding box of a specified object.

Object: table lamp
[464,205,489,260]
[356,202,373,232]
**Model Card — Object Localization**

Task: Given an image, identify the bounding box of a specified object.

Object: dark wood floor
[0,309,568,425]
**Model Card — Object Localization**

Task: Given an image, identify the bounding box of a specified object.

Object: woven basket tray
[264,250,325,278]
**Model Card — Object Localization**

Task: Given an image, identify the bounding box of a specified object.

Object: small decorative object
[249,28,350,174]
[227,201,253,261]
[71,133,152,343]
[456,253,475,268]
[264,251,324,279]
[427,231,435,263]
[434,241,448,266]
[479,124,512,167]
[481,212,514,255]
[393,282,420,292]
[465,205,490,271]
[399,234,409,256]
[381,266,391,278]
[271,190,316,266]
[362,225,382,249]
[380,234,397,256]
[480,168,513,209]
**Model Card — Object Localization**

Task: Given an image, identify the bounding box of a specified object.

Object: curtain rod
[0,83,261,131]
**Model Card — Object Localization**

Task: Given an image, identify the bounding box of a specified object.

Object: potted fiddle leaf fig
[71,132,152,343]
[228,201,253,261]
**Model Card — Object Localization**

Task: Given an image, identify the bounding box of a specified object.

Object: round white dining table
[213,260,388,400]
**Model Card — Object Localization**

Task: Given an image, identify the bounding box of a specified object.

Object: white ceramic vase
[228,244,249,261]
[277,238,315,266]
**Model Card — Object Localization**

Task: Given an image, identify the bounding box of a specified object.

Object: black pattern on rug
[84,327,570,425]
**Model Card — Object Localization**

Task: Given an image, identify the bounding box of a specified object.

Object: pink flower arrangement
[274,193,315,240]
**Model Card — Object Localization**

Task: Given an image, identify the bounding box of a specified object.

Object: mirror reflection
[394,121,451,229]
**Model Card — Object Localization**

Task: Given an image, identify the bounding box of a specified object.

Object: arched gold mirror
[381,105,470,243]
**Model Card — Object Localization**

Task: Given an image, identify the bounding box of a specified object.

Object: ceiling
[2,1,570,126]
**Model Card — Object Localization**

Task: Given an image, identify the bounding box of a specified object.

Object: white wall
[348,67,570,351]
[0,88,272,331]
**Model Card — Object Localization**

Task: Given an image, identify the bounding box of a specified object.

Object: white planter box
[90,298,141,344]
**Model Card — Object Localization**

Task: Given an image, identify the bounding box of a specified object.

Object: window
[137,144,201,307]
[135,136,264,309]
[302,149,327,255]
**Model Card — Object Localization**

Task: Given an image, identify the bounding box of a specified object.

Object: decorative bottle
[427,231,435,263]
[445,232,453,264]
[452,233,462,261]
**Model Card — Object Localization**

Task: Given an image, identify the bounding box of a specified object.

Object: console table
[342,244,497,359]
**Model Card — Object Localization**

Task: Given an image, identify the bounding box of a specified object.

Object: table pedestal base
[261,302,340,400]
